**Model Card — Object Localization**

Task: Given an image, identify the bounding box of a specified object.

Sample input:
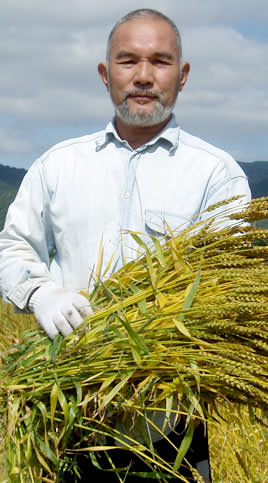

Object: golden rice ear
[0,196,268,481]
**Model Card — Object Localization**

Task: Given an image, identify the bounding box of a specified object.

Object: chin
[115,104,173,127]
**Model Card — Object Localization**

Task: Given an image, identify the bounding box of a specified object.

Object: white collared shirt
[0,115,251,309]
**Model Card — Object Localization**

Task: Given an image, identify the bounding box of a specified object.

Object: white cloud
[0,127,33,154]
[1,0,268,167]
[0,89,113,123]
[176,25,268,140]
[3,0,268,26]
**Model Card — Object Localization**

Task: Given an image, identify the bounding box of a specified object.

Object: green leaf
[74,381,83,404]
[36,434,59,469]
[130,233,156,289]
[98,370,134,411]
[57,385,69,427]
[25,433,33,463]
[50,333,63,363]
[130,284,147,314]
[173,318,192,338]
[151,236,167,268]
[31,439,53,474]
[50,382,59,430]
[116,313,150,355]
[178,267,201,323]
[189,357,200,393]
[63,404,78,447]
[173,419,194,472]
[36,400,49,446]
[7,396,21,434]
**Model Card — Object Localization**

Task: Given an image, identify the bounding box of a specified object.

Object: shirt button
[125,192,130,199]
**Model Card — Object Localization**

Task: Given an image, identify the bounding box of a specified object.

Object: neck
[114,116,171,149]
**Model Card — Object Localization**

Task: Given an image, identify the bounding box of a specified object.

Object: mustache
[123,90,162,101]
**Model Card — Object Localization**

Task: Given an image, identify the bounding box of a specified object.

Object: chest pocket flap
[145,209,191,237]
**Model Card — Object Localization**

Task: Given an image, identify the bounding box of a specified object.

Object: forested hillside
[0,164,26,229]
[239,161,268,199]
[0,161,267,230]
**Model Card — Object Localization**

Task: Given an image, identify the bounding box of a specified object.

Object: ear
[98,62,109,90]
[178,62,190,92]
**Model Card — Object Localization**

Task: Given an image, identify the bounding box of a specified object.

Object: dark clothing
[61,420,211,482]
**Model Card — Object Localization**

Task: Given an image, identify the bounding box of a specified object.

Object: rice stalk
[0,196,267,481]
[209,399,268,482]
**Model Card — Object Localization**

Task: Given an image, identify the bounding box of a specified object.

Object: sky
[1,0,268,170]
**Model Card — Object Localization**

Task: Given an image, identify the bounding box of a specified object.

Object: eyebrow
[115,51,136,60]
[115,50,176,60]
[153,51,175,60]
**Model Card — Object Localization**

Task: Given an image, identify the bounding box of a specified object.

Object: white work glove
[28,281,92,339]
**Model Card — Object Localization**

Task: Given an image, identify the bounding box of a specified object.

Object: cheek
[109,73,130,98]
[157,70,178,89]
[162,77,179,100]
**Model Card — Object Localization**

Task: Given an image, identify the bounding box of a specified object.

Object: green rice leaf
[173,419,194,471]
[57,385,69,426]
[151,236,167,268]
[178,267,201,323]
[115,313,150,355]
[31,440,52,474]
[173,318,192,338]
[50,382,59,431]
[36,401,49,447]
[130,284,147,314]
[130,233,157,289]
[50,333,62,363]
[36,434,59,469]
[25,433,33,463]
[98,370,135,412]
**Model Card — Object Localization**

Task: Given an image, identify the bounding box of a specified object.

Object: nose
[133,60,154,88]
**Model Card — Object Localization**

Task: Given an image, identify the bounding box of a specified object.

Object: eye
[117,59,136,66]
[154,59,170,65]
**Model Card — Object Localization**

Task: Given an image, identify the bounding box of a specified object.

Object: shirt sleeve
[0,161,55,310]
[198,158,252,225]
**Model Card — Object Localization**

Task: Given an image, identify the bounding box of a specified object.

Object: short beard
[114,98,173,126]
[111,88,176,127]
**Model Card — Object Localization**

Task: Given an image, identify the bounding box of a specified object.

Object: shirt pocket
[144,209,190,237]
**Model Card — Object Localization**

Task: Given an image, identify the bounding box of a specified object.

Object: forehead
[109,18,179,59]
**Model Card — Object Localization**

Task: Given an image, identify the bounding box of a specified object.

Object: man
[0,8,250,481]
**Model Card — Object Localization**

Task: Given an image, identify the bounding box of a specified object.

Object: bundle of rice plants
[209,400,268,482]
[0,196,267,482]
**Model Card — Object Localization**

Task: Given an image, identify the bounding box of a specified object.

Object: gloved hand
[28,281,92,339]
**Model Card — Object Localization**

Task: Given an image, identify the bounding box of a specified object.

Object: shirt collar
[95,113,180,155]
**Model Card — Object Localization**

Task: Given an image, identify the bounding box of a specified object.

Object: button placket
[120,152,141,261]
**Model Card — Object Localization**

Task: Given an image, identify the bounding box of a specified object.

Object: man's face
[99,18,189,127]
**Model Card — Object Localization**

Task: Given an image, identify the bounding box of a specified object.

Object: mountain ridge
[0,164,27,230]
[0,161,267,229]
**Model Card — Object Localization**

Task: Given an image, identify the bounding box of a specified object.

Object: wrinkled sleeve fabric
[0,160,55,310]
[198,160,252,226]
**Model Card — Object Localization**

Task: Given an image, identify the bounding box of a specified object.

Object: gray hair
[106,8,182,63]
